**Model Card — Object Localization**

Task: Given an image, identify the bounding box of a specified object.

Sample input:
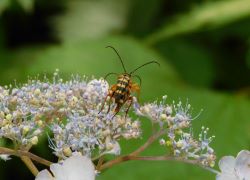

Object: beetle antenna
[104,72,118,80]
[132,75,142,86]
[130,61,160,75]
[106,46,127,73]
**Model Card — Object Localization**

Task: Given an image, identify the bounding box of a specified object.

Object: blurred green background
[0,0,250,179]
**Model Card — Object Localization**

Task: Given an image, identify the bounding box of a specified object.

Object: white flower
[217,150,250,180]
[0,154,11,161]
[36,155,95,180]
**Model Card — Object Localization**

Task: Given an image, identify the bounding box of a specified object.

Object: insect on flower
[99,46,160,118]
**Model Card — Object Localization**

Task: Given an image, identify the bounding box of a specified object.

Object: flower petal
[235,150,250,179]
[62,155,95,180]
[216,173,238,180]
[0,154,11,161]
[219,156,236,173]
[36,155,95,180]
[35,169,54,180]
[50,163,67,180]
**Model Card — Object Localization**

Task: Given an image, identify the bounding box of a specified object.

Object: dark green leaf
[145,0,250,45]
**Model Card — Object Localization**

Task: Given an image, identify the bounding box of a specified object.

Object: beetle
[99,46,159,118]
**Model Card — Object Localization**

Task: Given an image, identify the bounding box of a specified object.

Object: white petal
[35,169,54,180]
[36,155,95,180]
[219,156,236,174]
[50,163,67,180]
[216,173,238,180]
[62,155,95,180]
[235,150,250,179]
[0,154,11,161]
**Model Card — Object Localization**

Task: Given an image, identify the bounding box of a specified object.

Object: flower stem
[96,156,105,171]
[130,129,165,156]
[100,155,218,174]
[20,156,39,176]
[0,147,52,167]
[100,129,166,170]
[99,129,219,175]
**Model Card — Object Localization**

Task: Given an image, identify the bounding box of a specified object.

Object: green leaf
[246,43,250,69]
[0,46,45,85]
[0,0,10,15]
[126,0,165,37]
[17,0,34,12]
[23,36,181,97]
[157,39,215,87]
[0,0,34,14]
[145,0,250,45]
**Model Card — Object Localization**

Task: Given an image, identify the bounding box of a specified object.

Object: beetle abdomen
[114,75,130,103]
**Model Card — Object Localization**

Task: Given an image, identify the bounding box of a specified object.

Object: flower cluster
[0,70,141,156]
[50,104,141,159]
[136,96,216,167]
[0,70,216,169]
[48,76,141,159]
[0,84,44,148]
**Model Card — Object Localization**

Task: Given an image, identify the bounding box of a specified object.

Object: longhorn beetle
[99,46,160,118]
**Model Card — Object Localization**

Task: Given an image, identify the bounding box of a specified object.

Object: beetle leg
[99,85,116,114]
[98,94,109,114]
[125,96,133,119]
[106,97,112,113]
[112,104,121,119]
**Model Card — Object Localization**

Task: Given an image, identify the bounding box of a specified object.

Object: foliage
[0,0,34,14]
[0,0,250,179]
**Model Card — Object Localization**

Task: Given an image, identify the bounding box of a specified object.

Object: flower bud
[36,120,43,127]
[22,126,30,135]
[176,141,184,148]
[31,136,38,145]
[141,106,150,114]
[33,129,42,136]
[34,89,41,96]
[5,114,12,121]
[166,140,172,146]
[160,114,167,121]
[106,142,114,150]
[175,129,183,135]
[209,161,215,167]
[159,139,166,145]
[72,96,78,102]
[63,147,72,157]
